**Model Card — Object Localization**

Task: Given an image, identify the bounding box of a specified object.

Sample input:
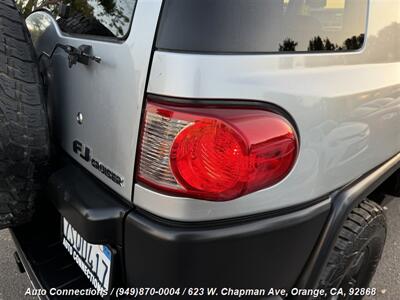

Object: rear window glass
[17,0,137,39]
[156,0,369,53]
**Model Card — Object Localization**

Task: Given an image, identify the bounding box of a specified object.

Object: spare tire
[0,0,49,228]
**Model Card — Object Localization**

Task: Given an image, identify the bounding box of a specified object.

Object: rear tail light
[136,97,298,201]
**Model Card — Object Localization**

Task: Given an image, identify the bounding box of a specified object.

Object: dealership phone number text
[25,287,377,298]
[112,287,377,298]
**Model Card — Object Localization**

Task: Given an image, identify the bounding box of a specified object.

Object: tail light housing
[136,97,299,201]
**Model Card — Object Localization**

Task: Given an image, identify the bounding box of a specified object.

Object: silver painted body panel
[138,0,400,221]
[26,0,163,201]
[26,0,400,221]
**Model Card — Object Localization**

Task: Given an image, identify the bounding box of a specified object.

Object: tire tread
[318,200,386,298]
[0,0,49,228]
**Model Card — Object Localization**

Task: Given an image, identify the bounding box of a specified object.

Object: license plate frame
[62,218,114,294]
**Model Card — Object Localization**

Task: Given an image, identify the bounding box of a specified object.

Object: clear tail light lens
[136,97,298,201]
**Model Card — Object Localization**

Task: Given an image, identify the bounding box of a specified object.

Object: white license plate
[62,218,112,293]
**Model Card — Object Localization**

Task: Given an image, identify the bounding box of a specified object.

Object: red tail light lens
[136,98,298,201]
[170,119,247,198]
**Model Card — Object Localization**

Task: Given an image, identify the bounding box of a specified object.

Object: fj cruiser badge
[73,140,125,187]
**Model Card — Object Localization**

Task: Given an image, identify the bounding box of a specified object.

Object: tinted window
[157,0,368,53]
[16,0,137,38]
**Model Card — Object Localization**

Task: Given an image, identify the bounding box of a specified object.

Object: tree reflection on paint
[16,0,135,38]
[279,38,299,52]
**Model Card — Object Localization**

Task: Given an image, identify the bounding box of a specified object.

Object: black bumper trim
[124,199,331,295]
[47,165,131,246]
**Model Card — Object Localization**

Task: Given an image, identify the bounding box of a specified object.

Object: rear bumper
[13,149,400,298]
[13,151,400,299]
[124,202,329,291]
[10,146,400,299]
[11,164,330,299]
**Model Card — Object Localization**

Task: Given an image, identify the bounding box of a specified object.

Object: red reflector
[137,98,298,201]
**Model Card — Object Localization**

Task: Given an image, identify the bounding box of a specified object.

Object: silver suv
[0,0,399,299]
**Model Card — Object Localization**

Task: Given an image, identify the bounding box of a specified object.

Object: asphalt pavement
[0,200,398,300]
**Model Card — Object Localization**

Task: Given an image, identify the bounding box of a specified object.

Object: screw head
[77,112,83,125]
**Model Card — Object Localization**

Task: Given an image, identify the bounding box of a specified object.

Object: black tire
[0,0,49,229]
[318,200,386,300]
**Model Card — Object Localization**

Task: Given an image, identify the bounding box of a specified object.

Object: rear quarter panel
[137,0,400,221]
